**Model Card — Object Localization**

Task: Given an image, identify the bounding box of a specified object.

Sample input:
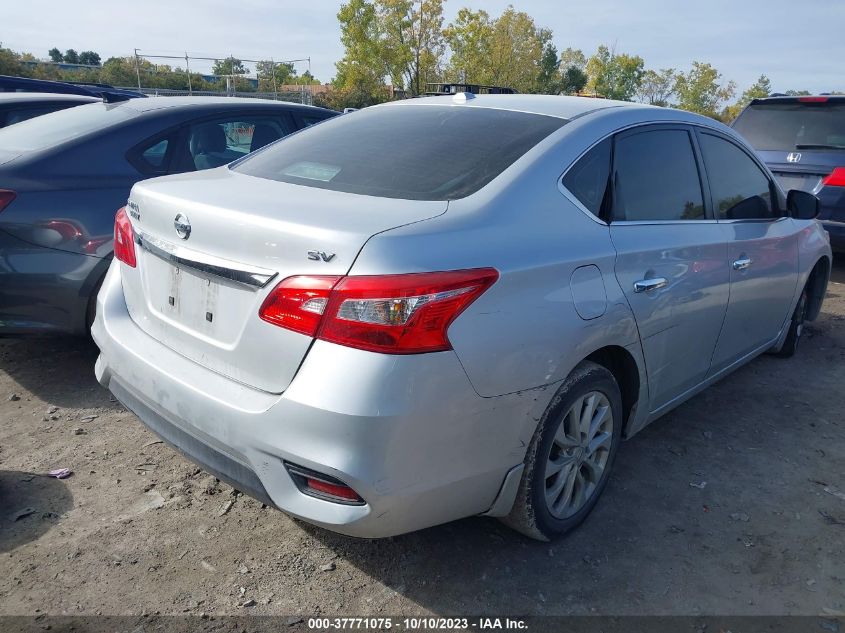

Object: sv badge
[307,250,336,262]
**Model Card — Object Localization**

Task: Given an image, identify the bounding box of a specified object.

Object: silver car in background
[92,94,831,540]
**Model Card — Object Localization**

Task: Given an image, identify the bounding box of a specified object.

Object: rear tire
[501,361,622,541]
[775,288,808,358]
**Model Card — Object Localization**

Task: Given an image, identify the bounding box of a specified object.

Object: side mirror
[787,189,820,220]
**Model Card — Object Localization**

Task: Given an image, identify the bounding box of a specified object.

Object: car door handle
[732,257,752,271]
[633,277,668,293]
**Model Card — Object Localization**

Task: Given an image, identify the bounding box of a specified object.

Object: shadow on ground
[0,470,74,554]
[0,336,116,410]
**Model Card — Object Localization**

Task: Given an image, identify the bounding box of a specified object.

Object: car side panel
[349,170,641,400]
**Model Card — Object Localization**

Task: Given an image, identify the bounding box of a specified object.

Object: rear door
[609,125,730,412]
[696,130,799,372]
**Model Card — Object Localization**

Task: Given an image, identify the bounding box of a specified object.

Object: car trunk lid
[757,149,844,193]
[120,168,447,393]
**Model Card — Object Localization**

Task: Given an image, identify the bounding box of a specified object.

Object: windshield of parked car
[733,102,845,151]
[232,105,567,200]
[0,102,137,152]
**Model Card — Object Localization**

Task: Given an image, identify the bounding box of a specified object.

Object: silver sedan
[92,94,831,540]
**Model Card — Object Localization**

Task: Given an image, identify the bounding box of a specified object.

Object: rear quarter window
[232,105,566,200]
[0,102,136,152]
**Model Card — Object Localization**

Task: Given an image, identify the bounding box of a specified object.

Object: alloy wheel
[544,391,614,519]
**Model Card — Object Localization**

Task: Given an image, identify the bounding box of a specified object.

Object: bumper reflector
[284,462,364,505]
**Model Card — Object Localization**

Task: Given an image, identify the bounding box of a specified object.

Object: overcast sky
[3,0,843,94]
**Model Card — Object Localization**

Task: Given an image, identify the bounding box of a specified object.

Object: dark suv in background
[733,95,845,252]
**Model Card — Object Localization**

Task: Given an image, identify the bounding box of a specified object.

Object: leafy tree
[63,49,79,64]
[443,8,493,84]
[785,89,811,96]
[444,6,550,93]
[335,0,389,104]
[585,45,644,101]
[48,47,63,63]
[637,68,677,106]
[674,61,735,119]
[721,74,771,122]
[560,66,587,95]
[558,47,588,95]
[0,46,24,76]
[78,51,101,66]
[376,0,445,96]
[256,60,295,90]
[559,47,587,72]
[213,56,248,75]
[535,42,560,94]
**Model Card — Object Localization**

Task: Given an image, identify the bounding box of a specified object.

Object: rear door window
[184,114,296,171]
[699,132,776,220]
[232,105,567,200]
[612,128,705,222]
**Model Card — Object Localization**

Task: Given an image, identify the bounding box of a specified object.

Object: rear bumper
[92,263,535,537]
[0,229,108,334]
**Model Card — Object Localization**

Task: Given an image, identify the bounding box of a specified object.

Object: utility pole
[185,52,192,94]
[133,48,142,90]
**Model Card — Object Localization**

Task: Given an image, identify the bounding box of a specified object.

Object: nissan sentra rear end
[92,101,568,537]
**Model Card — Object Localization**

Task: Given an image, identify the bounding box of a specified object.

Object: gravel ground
[1,261,844,618]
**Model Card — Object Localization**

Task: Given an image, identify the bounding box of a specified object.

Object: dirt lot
[1,263,844,618]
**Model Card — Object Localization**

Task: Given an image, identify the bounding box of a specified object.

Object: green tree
[443,7,493,83]
[488,8,550,92]
[785,89,811,96]
[559,47,586,72]
[376,0,445,96]
[213,56,248,76]
[535,42,560,94]
[0,46,24,76]
[637,68,677,106]
[444,6,550,92]
[674,61,736,119]
[335,0,389,104]
[560,66,587,95]
[48,47,63,63]
[558,48,588,95]
[63,49,79,64]
[78,51,101,66]
[256,60,295,90]
[585,45,644,100]
[722,74,771,122]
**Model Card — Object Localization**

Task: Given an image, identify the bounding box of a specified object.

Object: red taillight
[305,477,362,502]
[0,189,16,213]
[822,167,845,188]
[799,96,829,103]
[259,275,341,335]
[260,268,499,354]
[113,206,137,268]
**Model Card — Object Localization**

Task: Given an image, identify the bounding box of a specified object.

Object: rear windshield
[0,102,136,152]
[733,102,845,151]
[232,105,566,200]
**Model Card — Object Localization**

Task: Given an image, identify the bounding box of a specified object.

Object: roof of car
[0,92,99,104]
[116,95,332,114]
[750,94,845,105]
[381,93,655,120]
